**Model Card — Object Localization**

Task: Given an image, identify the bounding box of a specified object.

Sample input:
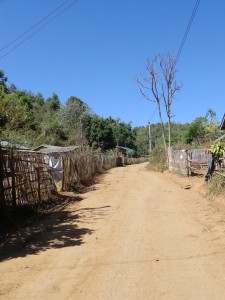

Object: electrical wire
[176,0,201,62]
[0,0,80,60]
[0,0,73,53]
[148,106,158,123]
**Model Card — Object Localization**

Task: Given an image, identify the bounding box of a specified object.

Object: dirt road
[1,162,225,299]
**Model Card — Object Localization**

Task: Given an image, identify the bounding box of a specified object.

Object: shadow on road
[0,191,111,262]
[0,210,92,262]
[74,205,111,224]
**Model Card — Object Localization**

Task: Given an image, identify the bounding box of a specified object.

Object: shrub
[148,147,168,172]
[208,173,225,197]
[208,142,225,161]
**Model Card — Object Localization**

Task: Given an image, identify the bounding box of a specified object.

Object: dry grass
[148,148,168,173]
[208,173,225,197]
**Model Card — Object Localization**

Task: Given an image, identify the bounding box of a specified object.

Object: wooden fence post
[0,147,6,206]
[36,167,41,202]
[10,150,17,208]
[186,150,191,177]
[61,156,65,192]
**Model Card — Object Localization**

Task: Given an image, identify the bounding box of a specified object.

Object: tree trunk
[157,101,167,150]
[168,116,171,148]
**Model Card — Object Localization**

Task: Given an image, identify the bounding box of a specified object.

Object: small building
[116,146,135,157]
[115,146,137,166]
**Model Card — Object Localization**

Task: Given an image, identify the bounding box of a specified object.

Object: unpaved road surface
[1,162,225,300]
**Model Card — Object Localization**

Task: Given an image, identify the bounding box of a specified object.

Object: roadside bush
[126,157,149,165]
[148,147,168,172]
[208,173,225,197]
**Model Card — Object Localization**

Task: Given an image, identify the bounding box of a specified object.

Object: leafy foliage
[0,70,222,153]
[133,126,148,155]
[184,117,206,144]
[0,71,138,150]
[0,70,8,99]
[85,116,114,150]
[59,97,90,144]
[183,109,221,147]
[209,142,225,161]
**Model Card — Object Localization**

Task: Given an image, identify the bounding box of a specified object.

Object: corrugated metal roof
[117,146,135,152]
[0,141,30,150]
[32,144,78,153]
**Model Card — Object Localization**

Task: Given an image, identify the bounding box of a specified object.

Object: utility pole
[80,117,84,152]
[148,122,152,155]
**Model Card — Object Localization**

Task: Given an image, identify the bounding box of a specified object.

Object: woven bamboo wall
[0,147,116,207]
[0,149,56,207]
[61,147,116,190]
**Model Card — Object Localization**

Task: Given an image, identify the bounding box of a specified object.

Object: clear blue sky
[1,0,224,127]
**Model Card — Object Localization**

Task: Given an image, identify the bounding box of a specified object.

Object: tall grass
[208,173,225,197]
[148,147,168,172]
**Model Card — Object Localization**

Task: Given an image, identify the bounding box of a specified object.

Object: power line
[149,106,158,122]
[0,0,73,53]
[0,0,80,60]
[176,0,201,62]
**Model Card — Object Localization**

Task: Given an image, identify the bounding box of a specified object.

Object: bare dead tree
[160,53,181,147]
[137,53,181,149]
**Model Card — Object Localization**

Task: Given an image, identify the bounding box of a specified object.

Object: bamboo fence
[0,149,56,207]
[61,147,116,190]
[0,146,116,208]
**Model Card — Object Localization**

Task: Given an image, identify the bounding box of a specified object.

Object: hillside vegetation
[0,70,222,154]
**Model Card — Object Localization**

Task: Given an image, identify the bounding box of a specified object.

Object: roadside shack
[116,146,135,166]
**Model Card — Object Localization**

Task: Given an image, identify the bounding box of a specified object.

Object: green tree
[184,117,206,145]
[204,109,220,141]
[0,91,34,130]
[37,93,63,145]
[85,115,114,150]
[59,96,91,144]
[46,92,61,111]
[170,122,188,148]
[133,126,149,155]
[0,70,8,99]
[107,118,135,148]
[183,110,220,146]
[8,83,17,94]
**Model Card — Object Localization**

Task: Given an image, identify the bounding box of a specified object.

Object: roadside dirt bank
[1,162,225,300]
